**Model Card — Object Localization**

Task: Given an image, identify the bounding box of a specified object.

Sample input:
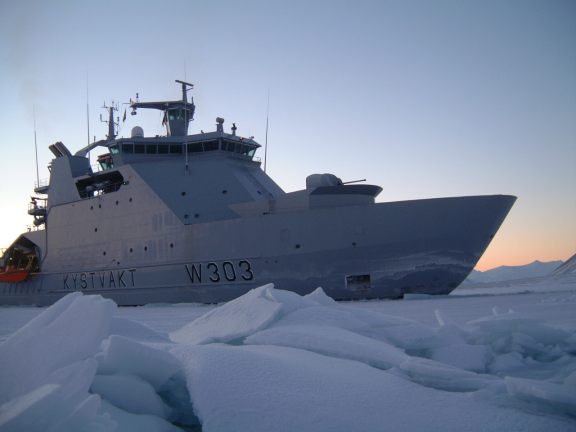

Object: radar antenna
[175,79,194,103]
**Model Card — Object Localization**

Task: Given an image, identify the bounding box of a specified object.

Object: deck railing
[34,178,49,189]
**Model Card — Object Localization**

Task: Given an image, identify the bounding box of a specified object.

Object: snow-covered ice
[0,275,575,431]
[0,293,196,432]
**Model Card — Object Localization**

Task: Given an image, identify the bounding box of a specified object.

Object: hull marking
[185,260,254,284]
[63,269,136,291]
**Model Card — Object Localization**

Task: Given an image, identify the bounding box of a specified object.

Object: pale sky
[0,0,574,270]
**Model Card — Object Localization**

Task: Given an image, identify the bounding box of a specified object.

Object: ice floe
[1,283,575,431]
[0,293,195,432]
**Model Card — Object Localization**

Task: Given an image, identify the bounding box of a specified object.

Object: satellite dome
[131,126,144,138]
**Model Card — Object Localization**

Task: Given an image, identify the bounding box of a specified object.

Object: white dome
[131,126,144,138]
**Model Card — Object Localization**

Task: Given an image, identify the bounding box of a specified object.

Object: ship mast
[100,102,119,140]
[129,80,195,137]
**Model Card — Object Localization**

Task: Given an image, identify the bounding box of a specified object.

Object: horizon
[0,0,574,273]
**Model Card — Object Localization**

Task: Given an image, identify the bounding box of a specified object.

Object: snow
[170,283,316,345]
[0,292,196,432]
[91,374,171,418]
[1,275,575,431]
[0,292,115,404]
[245,324,409,369]
[95,335,180,390]
[173,343,559,432]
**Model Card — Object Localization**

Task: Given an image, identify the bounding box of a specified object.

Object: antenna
[86,74,90,159]
[176,79,193,174]
[33,106,40,188]
[264,90,270,173]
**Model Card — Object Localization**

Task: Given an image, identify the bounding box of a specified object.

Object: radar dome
[131,126,144,138]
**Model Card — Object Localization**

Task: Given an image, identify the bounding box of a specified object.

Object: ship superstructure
[0,81,516,305]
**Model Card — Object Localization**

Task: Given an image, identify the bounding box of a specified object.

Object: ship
[0,80,516,306]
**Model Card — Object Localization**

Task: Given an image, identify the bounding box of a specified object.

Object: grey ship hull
[0,195,515,306]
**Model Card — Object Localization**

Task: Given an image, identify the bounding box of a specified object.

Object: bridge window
[186,140,219,153]
[113,140,255,158]
[187,143,204,153]
[219,139,257,157]
[170,144,183,154]
[204,141,219,151]
[168,109,186,121]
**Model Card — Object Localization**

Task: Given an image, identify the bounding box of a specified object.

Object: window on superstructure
[239,146,256,157]
[186,140,219,154]
[169,144,183,154]
[187,143,204,153]
[134,144,145,154]
[204,141,219,151]
[122,143,134,154]
[146,144,158,154]
[223,141,234,152]
[158,144,169,154]
[110,145,120,155]
[97,153,114,171]
[168,109,185,121]
[217,139,257,158]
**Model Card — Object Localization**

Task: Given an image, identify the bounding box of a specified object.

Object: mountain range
[465,259,565,284]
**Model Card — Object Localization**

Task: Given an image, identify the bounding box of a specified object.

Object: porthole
[181,191,186,196]
[129,198,133,202]
[94,228,98,232]
[295,244,301,249]
[222,190,228,194]
[129,248,133,253]
[194,213,200,218]
[144,246,148,251]
[184,214,189,219]
[103,251,106,256]
[115,200,119,205]
[170,243,174,248]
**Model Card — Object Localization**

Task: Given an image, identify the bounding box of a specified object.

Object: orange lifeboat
[0,267,30,283]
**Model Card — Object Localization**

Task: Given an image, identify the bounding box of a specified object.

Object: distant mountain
[465,260,564,284]
[553,253,576,275]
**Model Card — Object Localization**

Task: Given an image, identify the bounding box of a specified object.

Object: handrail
[28,201,47,212]
[25,225,45,233]
[35,178,49,189]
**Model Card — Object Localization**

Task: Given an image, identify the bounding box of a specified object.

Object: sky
[0,0,574,271]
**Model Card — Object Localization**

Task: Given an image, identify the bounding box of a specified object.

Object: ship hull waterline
[0,195,515,306]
